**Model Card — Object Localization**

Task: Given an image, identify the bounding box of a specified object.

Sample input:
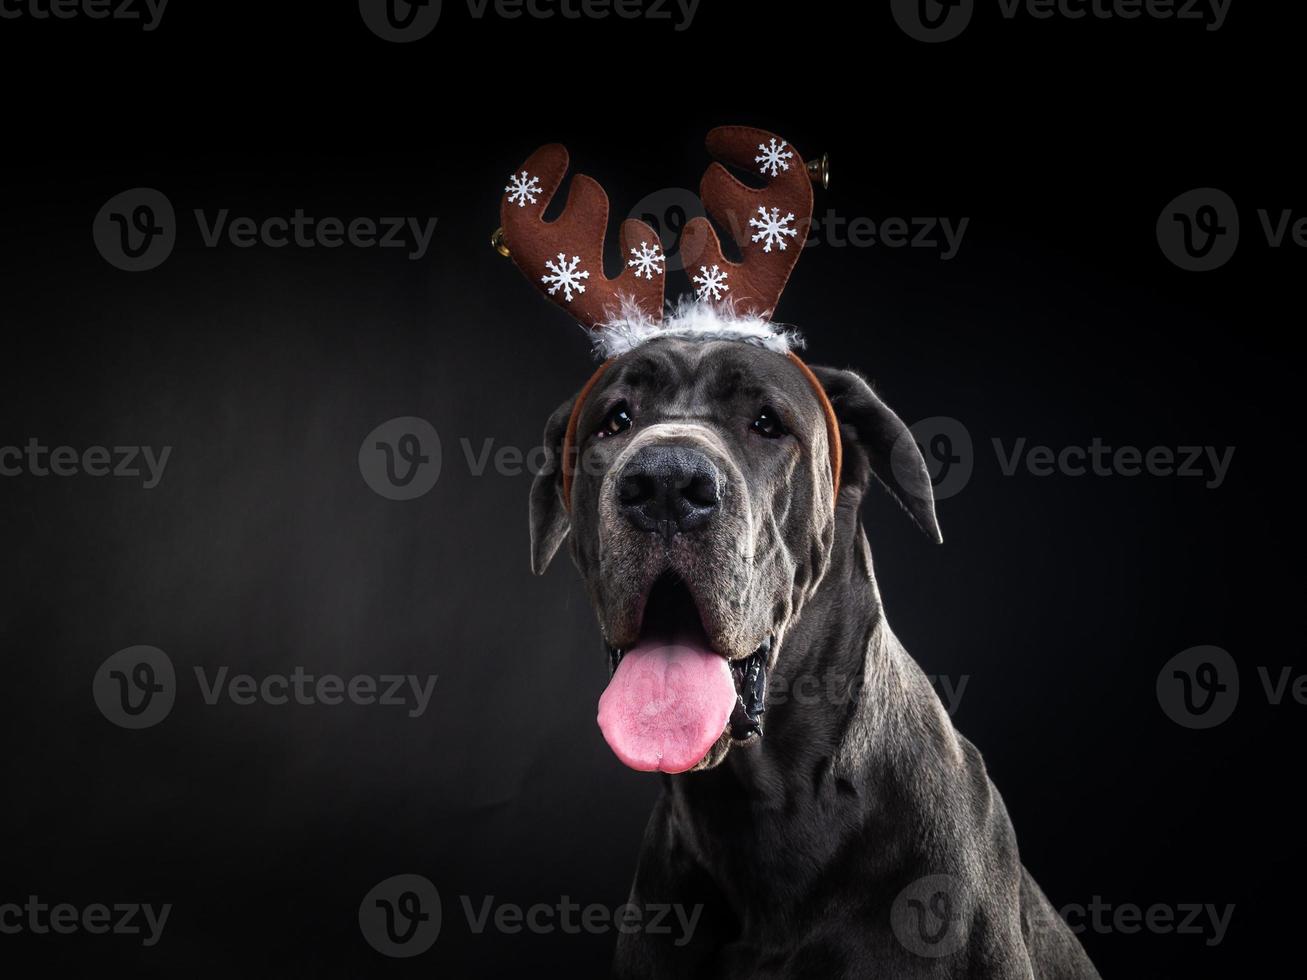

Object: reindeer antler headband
[494,126,841,507]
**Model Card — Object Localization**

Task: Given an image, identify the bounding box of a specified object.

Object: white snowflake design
[626,241,665,280]
[755,138,795,177]
[749,206,799,252]
[541,253,590,303]
[692,264,730,301]
[504,171,541,208]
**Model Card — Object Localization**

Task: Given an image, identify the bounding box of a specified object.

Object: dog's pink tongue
[597,642,736,774]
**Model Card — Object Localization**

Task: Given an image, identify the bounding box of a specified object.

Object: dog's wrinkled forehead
[587,338,824,426]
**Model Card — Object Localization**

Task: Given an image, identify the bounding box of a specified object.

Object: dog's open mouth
[597,573,769,774]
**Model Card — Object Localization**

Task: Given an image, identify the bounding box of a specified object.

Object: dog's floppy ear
[529,393,578,575]
[809,365,942,544]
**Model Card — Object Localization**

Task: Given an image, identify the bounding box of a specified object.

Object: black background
[0,0,1300,975]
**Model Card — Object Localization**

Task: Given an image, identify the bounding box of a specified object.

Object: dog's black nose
[618,446,721,536]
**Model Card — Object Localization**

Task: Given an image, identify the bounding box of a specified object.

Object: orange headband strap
[559,351,842,512]
[560,358,615,509]
[787,350,843,503]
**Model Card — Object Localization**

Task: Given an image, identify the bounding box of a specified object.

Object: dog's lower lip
[730,635,772,663]
[727,638,771,742]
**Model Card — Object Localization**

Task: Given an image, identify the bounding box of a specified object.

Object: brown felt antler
[680,126,816,318]
[497,129,838,510]
[499,144,666,330]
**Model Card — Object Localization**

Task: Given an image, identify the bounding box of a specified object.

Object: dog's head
[504,125,939,772]
[529,335,941,773]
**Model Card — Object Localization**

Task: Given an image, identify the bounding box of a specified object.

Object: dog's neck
[667,495,962,916]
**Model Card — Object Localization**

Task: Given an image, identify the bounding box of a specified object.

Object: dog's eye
[751,408,786,439]
[597,402,633,439]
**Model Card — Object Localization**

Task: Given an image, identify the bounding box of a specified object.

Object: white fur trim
[589,296,803,360]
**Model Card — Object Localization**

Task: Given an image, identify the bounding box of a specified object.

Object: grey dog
[529,337,1100,978]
